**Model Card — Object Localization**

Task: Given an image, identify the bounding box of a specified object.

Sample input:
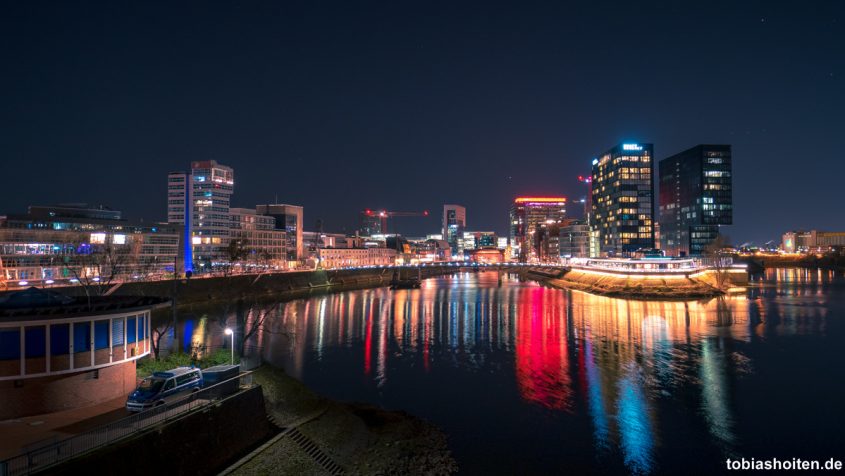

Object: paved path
[0,397,127,460]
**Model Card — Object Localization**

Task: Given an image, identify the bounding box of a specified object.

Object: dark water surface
[184,269,845,474]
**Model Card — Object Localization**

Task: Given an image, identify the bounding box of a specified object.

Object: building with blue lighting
[167,160,235,273]
[590,143,655,255]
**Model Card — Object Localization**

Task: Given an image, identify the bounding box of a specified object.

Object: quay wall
[50,267,457,307]
[43,385,273,476]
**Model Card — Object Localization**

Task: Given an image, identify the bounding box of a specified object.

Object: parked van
[126,367,203,412]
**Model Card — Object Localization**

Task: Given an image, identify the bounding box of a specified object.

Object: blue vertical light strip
[183,174,193,273]
[182,319,193,352]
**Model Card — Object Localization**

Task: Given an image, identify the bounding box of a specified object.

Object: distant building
[0,288,168,419]
[782,230,845,253]
[0,204,178,287]
[228,208,287,268]
[317,247,397,269]
[303,231,364,254]
[591,143,655,255]
[167,160,235,272]
[658,145,733,256]
[535,221,561,263]
[467,248,504,264]
[442,205,466,256]
[560,219,591,258]
[359,210,383,236]
[509,197,567,262]
[459,231,497,253]
[256,204,304,264]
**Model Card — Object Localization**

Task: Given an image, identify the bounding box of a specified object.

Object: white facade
[228,208,287,267]
[317,248,397,269]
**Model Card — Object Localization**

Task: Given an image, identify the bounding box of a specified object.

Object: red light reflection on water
[514,286,573,411]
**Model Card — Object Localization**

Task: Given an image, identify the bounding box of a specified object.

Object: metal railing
[0,371,253,476]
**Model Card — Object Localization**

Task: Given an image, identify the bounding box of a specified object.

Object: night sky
[3,1,843,245]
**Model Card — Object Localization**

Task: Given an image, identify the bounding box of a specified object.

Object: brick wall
[0,360,138,420]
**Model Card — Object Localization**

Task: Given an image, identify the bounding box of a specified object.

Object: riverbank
[735,254,845,272]
[226,365,457,475]
[530,268,727,300]
[34,267,457,309]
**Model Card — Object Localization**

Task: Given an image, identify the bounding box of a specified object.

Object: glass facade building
[591,143,655,255]
[560,219,591,258]
[658,145,732,256]
[1,205,178,286]
[358,210,383,237]
[509,197,567,262]
[442,205,466,256]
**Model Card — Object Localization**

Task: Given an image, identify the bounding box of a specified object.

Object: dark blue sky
[2,1,843,244]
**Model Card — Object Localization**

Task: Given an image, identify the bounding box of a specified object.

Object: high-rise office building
[509,197,567,262]
[591,143,655,255]
[658,145,732,256]
[359,210,383,236]
[442,204,466,255]
[256,204,304,263]
[167,160,235,271]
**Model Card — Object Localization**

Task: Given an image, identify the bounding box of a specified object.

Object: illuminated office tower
[442,204,466,255]
[509,197,567,262]
[658,145,732,256]
[167,160,235,271]
[590,143,655,255]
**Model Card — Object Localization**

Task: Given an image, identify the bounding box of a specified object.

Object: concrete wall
[61,267,456,306]
[44,386,273,476]
[0,361,137,420]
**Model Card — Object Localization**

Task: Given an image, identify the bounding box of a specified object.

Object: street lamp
[224,328,234,364]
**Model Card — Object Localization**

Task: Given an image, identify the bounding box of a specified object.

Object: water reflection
[161,270,843,474]
[260,273,761,474]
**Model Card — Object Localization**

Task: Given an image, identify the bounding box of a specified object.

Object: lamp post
[224,328,234,364]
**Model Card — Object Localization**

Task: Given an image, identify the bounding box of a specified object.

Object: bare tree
[63,236,131,305]
[224,238,251,276]
[219,298,292,362]
[703,233,732,290]
[151,320,174,360]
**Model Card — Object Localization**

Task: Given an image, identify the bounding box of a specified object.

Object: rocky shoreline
[228,366,457,475]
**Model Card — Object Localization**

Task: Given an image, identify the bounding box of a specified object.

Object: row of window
[0,315,148,361]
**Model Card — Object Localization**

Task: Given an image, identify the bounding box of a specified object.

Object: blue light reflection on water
[617,368,654,475]
[168,269,845,474]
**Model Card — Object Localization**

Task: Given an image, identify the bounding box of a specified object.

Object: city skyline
[3,2,844,244]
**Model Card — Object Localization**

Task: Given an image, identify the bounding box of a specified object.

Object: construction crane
[361,209,429,235]
[576,175,592,218]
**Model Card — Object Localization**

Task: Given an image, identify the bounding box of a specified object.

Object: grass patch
[136,349,239,378]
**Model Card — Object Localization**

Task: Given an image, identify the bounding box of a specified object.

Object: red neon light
[515,197,567,203]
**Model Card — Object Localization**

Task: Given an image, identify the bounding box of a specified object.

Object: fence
[0,372,253,476]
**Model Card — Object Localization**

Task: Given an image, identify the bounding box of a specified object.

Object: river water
[177,269,845,474]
